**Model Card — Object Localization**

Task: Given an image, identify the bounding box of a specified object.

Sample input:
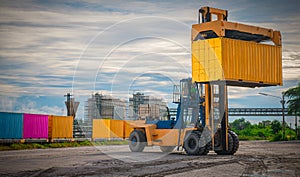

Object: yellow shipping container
[92,119,137,139]
[110,120,124,138]
[124,120,134,138]
[192,37,282,87]
[48,115,73,139]
[92,119,111,139]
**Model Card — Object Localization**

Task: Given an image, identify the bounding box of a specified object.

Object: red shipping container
[23,114,48,139]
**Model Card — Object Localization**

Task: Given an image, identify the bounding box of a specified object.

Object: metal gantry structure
[170,108,294,117]
[228,108,294,116]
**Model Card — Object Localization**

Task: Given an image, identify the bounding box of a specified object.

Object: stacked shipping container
[23,114,48,139]
[92,119,133,139]
[0,112,23,139]
[48,115,73,139]
[93,119,111,139]
[124,120,134,138]
[0,112,73,141]
[1,111,136,141]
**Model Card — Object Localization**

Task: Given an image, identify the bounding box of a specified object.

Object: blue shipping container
[0,112,23,139]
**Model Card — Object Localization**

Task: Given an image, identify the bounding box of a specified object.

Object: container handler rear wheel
[214,131,237,155]
[228,130,239,155]
[160,146,175,153]
[129,130,146,152]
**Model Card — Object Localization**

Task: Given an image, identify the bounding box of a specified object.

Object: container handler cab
[128,6,282,155]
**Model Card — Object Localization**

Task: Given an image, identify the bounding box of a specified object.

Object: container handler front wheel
[183,132,200,155]
[184,132,211,155]
[129,130,146,152]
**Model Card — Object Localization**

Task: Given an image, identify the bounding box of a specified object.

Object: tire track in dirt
[5,156,237,177]
[239,155,268,177]
[133,159,239,177]
[1,141,299,177]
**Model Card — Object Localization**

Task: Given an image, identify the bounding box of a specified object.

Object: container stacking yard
[0,111,134,143]
[0,112,74,143]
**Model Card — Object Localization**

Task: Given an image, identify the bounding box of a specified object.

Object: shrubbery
[230,118,297,141]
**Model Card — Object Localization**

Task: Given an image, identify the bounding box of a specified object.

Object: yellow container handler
[128,7,282,155]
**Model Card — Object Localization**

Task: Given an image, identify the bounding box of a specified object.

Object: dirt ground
[0,140,299,177]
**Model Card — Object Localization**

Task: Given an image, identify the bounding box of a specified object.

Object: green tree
[230,118,252,131]
[271,120,282,134]
[284,83,300,116]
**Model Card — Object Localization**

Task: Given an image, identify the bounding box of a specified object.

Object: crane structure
[128,6,282,155]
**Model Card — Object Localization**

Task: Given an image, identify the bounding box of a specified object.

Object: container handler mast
[128,7,282,155]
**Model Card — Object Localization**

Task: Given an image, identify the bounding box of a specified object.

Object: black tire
[184,133,200,155]
[129,130,146,152]
[198,134,210,155]
[229,130,239,155]
[214,132,234,155]
[202,141,211,155]
[160,146,175,153]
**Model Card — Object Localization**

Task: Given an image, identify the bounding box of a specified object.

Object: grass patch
[92,140,128,146]
[0,140,127,151]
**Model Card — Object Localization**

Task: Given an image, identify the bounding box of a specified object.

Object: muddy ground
[0,140,299,177]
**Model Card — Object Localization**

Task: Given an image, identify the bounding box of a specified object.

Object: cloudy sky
[0,0,299,122]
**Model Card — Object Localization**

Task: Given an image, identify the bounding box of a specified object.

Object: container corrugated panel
[23,114,48,139]
[192,37,282,87]
[92,119,111,139]
[110,120,124,138]
[48,115,73,139]
[0,112,23,139]
[124,120,134,138]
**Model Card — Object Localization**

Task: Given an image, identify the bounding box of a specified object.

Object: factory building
[84,92,167,121]
[84,93,126,122]
[129,92,167,120]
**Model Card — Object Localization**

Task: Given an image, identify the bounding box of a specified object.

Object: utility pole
[259,92,286,141]
[290,123,292,140]
[281,92,286,141]
[296,115,298,140]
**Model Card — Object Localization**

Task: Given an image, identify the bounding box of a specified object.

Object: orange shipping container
[110,120,124,138]
[92,119,111,139]
[192,37,282,87]
[124,120,134,138]
[92,119,136,139]
[48,115,73,139]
